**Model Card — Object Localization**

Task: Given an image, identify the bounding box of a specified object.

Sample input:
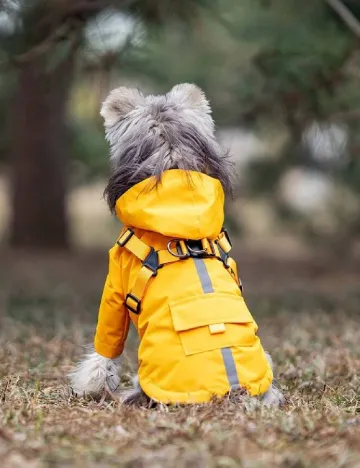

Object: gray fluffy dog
[69,83,284,407]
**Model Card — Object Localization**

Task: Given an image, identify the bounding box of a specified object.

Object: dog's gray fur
[70,83,284,407]
[101,83,235,212]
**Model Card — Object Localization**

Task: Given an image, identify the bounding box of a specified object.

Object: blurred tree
[0,0,211,249]
[1,0,95,248]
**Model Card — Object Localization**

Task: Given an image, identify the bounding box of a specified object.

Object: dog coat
[94,169,273,403]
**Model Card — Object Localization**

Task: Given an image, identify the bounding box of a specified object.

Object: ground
[0,247,359,468]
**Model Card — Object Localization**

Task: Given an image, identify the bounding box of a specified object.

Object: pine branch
[11,23,74,65]
[325,0,360,38]
[329,107,360,121]
[0,0,135,68]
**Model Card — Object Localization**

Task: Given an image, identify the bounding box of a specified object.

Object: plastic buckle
[142,247,159,276]
[117,228,134,247]
[222,228,232,247]
[125,293,141,314]
[216,240,229,265]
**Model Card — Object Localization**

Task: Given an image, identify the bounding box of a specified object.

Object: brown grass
[1,250,359,467]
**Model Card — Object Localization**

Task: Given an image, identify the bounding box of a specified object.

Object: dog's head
[101,83,234,212]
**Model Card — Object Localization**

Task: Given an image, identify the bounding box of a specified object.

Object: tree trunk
[9,53,74,249]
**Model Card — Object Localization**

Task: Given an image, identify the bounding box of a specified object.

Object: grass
[0,249,360,467]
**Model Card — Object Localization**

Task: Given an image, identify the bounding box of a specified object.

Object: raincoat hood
[115,170,224,240]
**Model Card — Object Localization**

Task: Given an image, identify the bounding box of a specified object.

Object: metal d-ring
[187,244,207,256]
[167,239,189,258]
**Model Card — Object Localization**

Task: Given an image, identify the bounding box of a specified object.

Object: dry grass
[1,250,360,468]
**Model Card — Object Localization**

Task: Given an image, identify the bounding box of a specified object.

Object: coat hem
[139,369,273,404]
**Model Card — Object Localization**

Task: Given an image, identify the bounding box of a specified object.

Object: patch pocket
[170,293,257,356]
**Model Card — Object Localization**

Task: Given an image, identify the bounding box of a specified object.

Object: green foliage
[340,156,360,194]
[123,0,358,126]
[125,0,215,24]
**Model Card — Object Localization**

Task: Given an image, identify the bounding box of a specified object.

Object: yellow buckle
[117,228,134,247]
[125,293,141,314]
[209,323,226,334]
[217,234,232,255]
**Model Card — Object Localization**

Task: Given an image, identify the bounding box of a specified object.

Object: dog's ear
[168,83,214,132]
[100,87,144,127]
[168,83,211,115]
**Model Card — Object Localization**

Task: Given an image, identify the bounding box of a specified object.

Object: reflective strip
[193,258,214,294]
[221,347,240,389]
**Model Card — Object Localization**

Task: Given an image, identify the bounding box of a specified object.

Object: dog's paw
[69,349,121,398]
[118,375,150,406]
[261,384,285,407]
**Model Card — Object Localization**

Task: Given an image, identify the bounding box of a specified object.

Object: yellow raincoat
[94,169,273,403]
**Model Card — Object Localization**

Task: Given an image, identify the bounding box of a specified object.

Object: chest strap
[117,227,242,314]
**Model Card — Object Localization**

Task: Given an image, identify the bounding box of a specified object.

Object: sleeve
[94,245,130,359]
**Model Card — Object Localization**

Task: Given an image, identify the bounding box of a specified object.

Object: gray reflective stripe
[221,347,240,389]
[193,258,214,294]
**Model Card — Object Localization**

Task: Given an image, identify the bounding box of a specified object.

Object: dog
[69,83,284,407]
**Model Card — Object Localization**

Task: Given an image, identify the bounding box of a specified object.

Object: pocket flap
[170,293,254,332]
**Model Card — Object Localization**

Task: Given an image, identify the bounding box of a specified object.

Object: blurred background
[1,0,360,318]
[1,3,360,464]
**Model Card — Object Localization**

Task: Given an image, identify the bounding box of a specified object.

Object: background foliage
[0,0,359,248]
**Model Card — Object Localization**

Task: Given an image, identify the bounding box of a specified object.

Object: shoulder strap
[117,227,242,314]
[215,230,243,290]
[117,228,180,314]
